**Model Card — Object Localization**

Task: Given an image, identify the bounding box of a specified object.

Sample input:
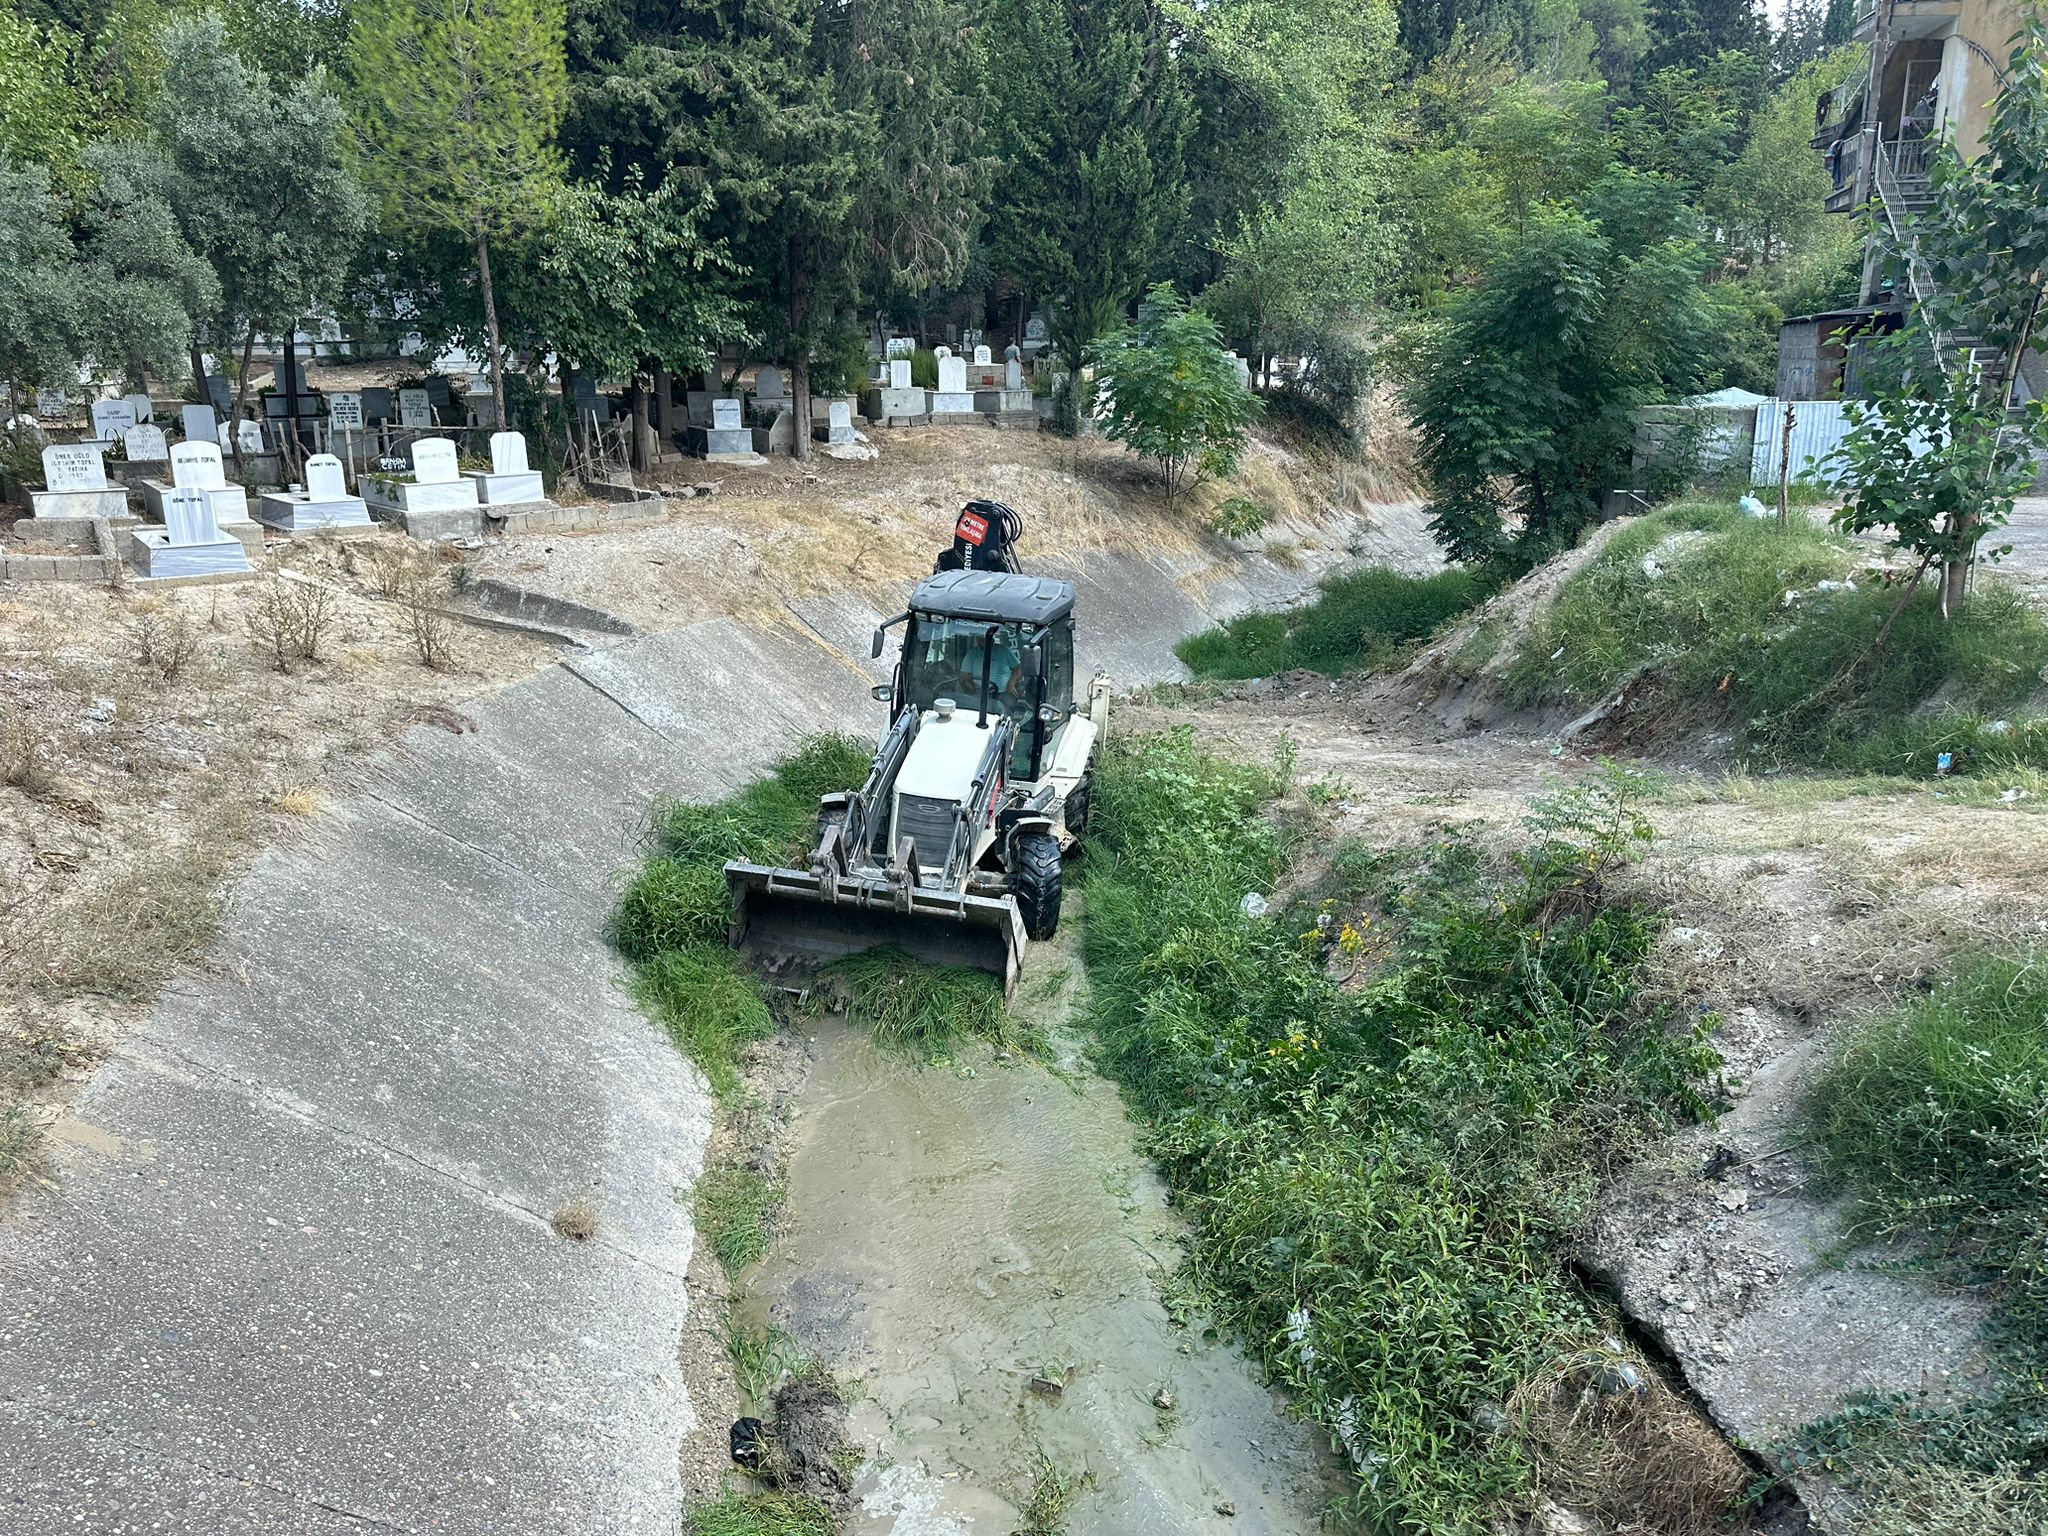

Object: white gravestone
[132,484,252,579]
[328,392,364,432]
[889,360,912,389]
[1025,315,1047,341]
[124,423,169,462]
[931,354,974,416]
[464,430,547,506]
[974,345,992,365]
[306,454,349,499]
[699,395,753,458]
[43,443,107,492]
[1228,352,1252,391]
[171,440,229,491]
[411,437,459,483]
[886,337,915,360]
[934,345,952,361]
[90,398,138,443]
[824,399,856,444]
[754,365,787,400]
[123,392,152,423]
[257,450,371,533]
[398,388,433,428]
[181,404,218,444]
[712,398,742,430]
[144,437,251,526]
[234,418,265,454]
[35,388,66,418]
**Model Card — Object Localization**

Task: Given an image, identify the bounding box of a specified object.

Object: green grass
[1505,504,2048,771]
[723,1312,809,1404]
[1176,565,1495,679]
[1080,730,1720,1532]
[1015,1451,1091,1534]
[632,948,775,1102]
[695,1162,783,1273]
[810,946,1021,1060]
[685,1491,834,1536]
[1777,951,2048,1510]
[1810,951,2048,1353]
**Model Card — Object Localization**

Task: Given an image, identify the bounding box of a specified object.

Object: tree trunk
[792,353,813,463]
[629,375,653,471]
[651,361,669,461]
[230,330,257,474]
[559,360,579,470]
[188,342,209,406]
[788,236,813,464]
[475,220,507,431]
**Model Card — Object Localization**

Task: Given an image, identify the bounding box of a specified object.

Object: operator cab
[870,569,1078,780]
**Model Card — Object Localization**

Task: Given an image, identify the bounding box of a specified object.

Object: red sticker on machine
[956,511,989,545]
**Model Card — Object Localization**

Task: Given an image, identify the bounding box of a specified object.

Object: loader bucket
[724,860,1025,998]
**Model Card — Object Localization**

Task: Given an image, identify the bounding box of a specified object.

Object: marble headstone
[328,392,365,432]
[43,442,107,491]
[974,345,993,365]
[712,397,743,431]
[181,404,218,444]
[937,355,967,394]
[163,485,220,546]
[411,437,459,484]
[91,398,138,442]
[305,453,349,500]
[755,365,787,400]
[826,399,855,444]
[490,431,529,475]
[172,440,230,491]
[35,388,66,418]
[889,360,912,389]
[398,388,433,428]
[362,387,394,423]
[124,423,169,462]
[123,392,153,423]
[234,418,265,453]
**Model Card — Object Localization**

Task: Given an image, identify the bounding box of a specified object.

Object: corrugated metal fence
[1748,400,1855,486]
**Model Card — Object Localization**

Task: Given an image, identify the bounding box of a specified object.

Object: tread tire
[1062,774,1093,842]
[1011,831,1063,941]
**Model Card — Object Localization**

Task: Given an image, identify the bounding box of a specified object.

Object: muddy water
[739,931,1343,1534]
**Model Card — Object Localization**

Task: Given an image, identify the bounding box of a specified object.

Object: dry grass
[274,786,322,817]
[550,1197,598,1242]
[244,574,338,672]
[22,798,259,1000]
[0,1102,43,1195]
[129,603,201,681]
[1510,1342,1752,1536]
[0,701,53,796]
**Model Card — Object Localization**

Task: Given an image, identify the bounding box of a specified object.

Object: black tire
[1011,831,1063,941]
[1062,774,1092,843]
[815,806,846,855]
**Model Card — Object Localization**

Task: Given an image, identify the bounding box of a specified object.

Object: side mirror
[871,683,894,704]
[870,627,886,659]
[1037,703,1063,724]
[1025,642,1045,677]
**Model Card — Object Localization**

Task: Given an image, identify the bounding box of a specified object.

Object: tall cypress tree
[983,0,1194,372]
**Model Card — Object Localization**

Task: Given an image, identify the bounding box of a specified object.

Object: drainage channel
[724,920,1344,1533]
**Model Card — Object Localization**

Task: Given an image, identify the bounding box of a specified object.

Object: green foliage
[1795,950,2048,1500]
[632,947,774,1101]
[1829,358,2048,605]
[0,7,95,183]
[1177,565,1494,678]
[1207,495,1269,539]
[695,1161,782,1271]
[1093,284,1259,510]
[349,0,567,417]
[1507,504,2048,767]
[809,948,1018,1061]
[910,347,939,390]
[1082,729,1718,1530]
[686,1493,834,1536]
[982,0,1194,367]
[1411,173,1718,567]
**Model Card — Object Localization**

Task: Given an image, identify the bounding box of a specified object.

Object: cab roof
[910,569,1076,625]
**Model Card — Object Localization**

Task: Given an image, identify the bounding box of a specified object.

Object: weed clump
[684,1490,833,1536]
[1177,565,1494,679]
[632,947,774,1100]
[1082,729,1721,1531]
[1507,504,2048,770]
[809,947,1019,1060]
[694,1162,782,1272]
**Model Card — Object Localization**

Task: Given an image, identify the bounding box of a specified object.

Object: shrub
[1093,283,1259,510]
[1177,566,1494,679]
[1207,495,1269,540]
[244,574,337,672]
[1082,730,1719,1530]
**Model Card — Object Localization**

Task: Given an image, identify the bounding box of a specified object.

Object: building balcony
[1854,0,1961,43]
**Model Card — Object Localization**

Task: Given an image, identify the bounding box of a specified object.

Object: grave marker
[411,437,460,484]
[234,419,265,454]
[42,443,106,492]
[90,398,138,442]
[171,440,229,491]
[974,345,992,365]
[123,392,152,423]
[889,360,912,389]
[163,485,221,546]
[35,388,66,418]
[755,365,787,400]
[328,392,365,432]
[712,398,742,430]
[181,403,219,444]
[305,453,348,500]
[490,431,529,475]
[937,355,967,393]
[398,388,433,428]
[124,423,169,462]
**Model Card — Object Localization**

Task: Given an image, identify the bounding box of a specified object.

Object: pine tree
[983,0,1194,372]
[350,0,567,428]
